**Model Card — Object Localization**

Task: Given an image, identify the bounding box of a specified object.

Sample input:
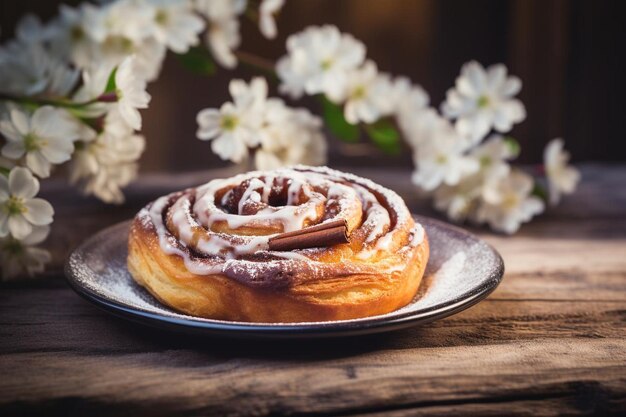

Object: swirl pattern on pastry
[128,166,429,322]
[137,166,423,286]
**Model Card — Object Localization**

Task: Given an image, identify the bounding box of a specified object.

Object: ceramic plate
[65,216,504,339]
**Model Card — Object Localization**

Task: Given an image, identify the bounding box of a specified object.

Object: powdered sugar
[140,165,425,285]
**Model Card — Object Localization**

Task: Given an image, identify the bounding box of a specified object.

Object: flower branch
[0,0,579,281]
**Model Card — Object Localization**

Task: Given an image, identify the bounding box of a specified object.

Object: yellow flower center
[70,25,84,42]
[4,196,26,216]
[23,134,41,152]
[502,194,519,210]
[220,115,239,131]
[352,85,366,100]
[477,95,490,108]
[155,10,168,25]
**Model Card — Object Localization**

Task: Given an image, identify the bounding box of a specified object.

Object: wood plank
[2,338,624,416]
[1,287,624,355]
[1,164,625,415]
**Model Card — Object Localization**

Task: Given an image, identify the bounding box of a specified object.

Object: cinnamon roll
[128,166,429,322]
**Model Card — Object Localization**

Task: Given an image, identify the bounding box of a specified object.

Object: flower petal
[2,140,26,159]
[9,166,39,198]
[487,64,506,91]
[10,108,31,135]
[40,137,74,164]
[9,215,33,240]
[0,211,9,237]
[26,151,52,178]
[23,198,54,225]
[21,224,50,245]
[0,120,23,142]
[0,174,9,199]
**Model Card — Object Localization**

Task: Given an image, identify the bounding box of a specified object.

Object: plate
[65,216,504,339]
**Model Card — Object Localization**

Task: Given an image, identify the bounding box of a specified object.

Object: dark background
[1,0,623,172]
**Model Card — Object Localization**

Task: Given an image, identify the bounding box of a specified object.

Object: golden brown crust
[127,217,429,322]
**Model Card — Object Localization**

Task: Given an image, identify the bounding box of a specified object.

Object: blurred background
[1,0,623,172]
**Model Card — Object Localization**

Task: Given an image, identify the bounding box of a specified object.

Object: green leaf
[320,96,359,142]
[503,136,521,158]
[104,67,117,94]
[176,47,216,76]
[531,182,549,202]
[365,119,401,154]
[0,166,10,177]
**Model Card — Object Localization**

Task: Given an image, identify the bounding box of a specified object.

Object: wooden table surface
[1,164,625,416]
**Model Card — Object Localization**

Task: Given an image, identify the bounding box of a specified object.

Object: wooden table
[1,165,625,416]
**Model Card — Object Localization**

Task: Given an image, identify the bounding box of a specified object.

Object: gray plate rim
[65,216,504,339]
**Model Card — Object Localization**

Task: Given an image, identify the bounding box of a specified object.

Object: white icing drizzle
[141,166,425,279]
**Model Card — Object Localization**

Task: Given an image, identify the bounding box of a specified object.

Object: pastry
[128,166,429,322]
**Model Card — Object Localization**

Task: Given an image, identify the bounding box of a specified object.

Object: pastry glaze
[128,166,429,322]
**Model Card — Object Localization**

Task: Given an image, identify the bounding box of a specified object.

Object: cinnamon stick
[268,219,349,251]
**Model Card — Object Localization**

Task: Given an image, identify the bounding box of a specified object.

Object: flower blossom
[544,138,580,205]
[442,61,526,144]
[276,25,366,100]
[475,170,544,234]
[148,0,205,54]
[407,110,479,191]
[259,0,284,39]
[196,77,266,163]
[339,61,392,124]
[0,225,51,280]
[0,167,53,239]
[195,0,246,68]
[70,108,145,204]
[0,106,89,178]
[115,56,151,130]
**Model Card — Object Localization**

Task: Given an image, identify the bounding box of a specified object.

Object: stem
[0,93,99,109]
[234,50,277,77]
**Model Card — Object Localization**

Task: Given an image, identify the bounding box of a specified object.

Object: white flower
[195,0,247,21]
[276,25,366,100]
[407,109,479,191]
[0,40,79,98]
[196,104,254,163]
[85,0,155,44]
[115,56,151,130]
[196,0,246,68]
[475,170,544,234]
[433,175,483,223]
[47,4,102,68]
[196,77,266,163]
[72,66,115,118]
[229,76,268,112]
[15,14,48,44]
[259,0,284,39]
[0,106,88,178]
[255,101,327,169]
[389,75,429,118]
[70,108,145,204]
[544,138,580,205]
[55,3,166,81]
[148,0,205,53]
[0,225,51,280]
[130,37,167,82]
[442,61,526,144]
[433,135,518,223]
[0,167,53,239]
[81,161,141,204]
[340,61,392,124]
